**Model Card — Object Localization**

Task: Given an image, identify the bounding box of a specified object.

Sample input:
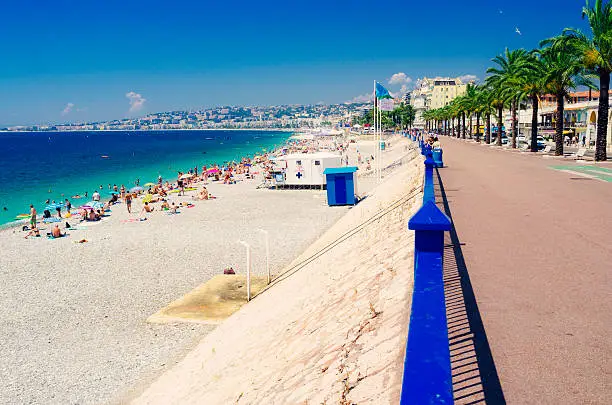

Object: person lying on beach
[25,225,41,239]
[159,188,167,197]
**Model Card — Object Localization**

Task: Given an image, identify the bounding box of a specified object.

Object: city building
[410,76,470,128]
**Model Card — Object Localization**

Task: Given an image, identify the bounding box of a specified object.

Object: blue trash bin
[432,148,443,168]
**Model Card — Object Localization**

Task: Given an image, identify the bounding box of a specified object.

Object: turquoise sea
[0,130,291,227]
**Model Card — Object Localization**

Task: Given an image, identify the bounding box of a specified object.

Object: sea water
[0,130,291,226]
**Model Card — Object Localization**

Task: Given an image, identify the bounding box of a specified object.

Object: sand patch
[148,275,268,325]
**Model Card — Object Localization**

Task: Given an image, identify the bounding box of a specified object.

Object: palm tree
[478,85,496,144]
[562,0,612,160]
[487,48,531,148]
[472,87,486,142]
[462,84,479,139]
[511,52,547,152]
[539,36,596,155]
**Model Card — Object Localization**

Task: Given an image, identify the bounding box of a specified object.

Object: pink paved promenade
[438,138,612,404]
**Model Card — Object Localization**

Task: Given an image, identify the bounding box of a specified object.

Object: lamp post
[238,240,251,301]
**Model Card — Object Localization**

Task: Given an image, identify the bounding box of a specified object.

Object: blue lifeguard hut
[323,166,358,206]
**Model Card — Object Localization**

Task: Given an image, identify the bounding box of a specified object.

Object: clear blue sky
[0,0,590,126]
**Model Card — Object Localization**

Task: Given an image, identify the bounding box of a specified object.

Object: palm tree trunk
[476,113,481,142]
[595,70,609,161]
[555,93,564,156]
[469,114,473,139]
[511,99,518,149]
[451,117,455,137]
[496,105,503,146]
[462,112,466,139]
[486,113,491,144]
[530,94,539,152]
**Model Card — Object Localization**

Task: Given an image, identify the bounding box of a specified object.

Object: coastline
[0,134,414,405]
[0,130,292,227]
[0,128,297,133]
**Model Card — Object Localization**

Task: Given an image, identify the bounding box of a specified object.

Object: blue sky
[0,0,591,126]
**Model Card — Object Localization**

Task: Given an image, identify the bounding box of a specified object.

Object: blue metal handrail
[400,144,453,404]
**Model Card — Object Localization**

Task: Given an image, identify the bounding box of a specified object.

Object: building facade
[410,76,469,128]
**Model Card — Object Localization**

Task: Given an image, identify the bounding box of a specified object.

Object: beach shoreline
[0,134,414,405]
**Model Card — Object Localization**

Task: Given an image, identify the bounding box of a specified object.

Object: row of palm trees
[422,0,611,161]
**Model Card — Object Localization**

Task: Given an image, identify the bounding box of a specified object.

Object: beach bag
[223,267,235,275]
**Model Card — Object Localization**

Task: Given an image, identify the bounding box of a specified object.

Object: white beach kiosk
[272,152,342,188]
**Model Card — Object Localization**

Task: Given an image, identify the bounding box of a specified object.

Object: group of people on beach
[18,140,317,240]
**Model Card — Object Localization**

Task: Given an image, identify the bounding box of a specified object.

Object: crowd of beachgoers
[16,136,359,241]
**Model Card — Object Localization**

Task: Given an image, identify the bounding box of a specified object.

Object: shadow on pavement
[435,167,506,405]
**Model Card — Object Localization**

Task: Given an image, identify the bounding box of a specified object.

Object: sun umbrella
[179,174,194,180]
[130,186,144,193]
[143,182,156,187]
[207,168,220,174]
[142,194,153,203]
[82,201,104,210]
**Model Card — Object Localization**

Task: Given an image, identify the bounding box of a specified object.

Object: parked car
[491,135,509,145]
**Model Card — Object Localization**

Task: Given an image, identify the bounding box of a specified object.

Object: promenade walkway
[437,138,612,404]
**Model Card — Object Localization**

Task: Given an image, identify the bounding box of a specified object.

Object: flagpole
[373,80,377,181]
[378,107,382,183]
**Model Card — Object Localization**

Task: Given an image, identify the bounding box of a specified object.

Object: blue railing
[400,143,453,404]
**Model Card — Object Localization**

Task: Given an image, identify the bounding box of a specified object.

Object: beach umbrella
[207,168,220,174]
[142,194,153,203]
[130,186,144,193]
[143,182,156,187]
[179,173,194,180]
[82,201,104,210]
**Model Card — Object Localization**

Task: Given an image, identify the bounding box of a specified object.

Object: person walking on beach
[65,199,71,214]
[125,193,132,213]
[29,204,37,228]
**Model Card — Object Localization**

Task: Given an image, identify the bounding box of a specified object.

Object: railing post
[402,201,453,404]
[423,153,435,204]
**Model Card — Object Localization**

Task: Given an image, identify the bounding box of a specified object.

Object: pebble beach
[0,134,412,404]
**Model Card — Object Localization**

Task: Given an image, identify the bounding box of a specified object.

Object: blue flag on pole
[375,82,393,99]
